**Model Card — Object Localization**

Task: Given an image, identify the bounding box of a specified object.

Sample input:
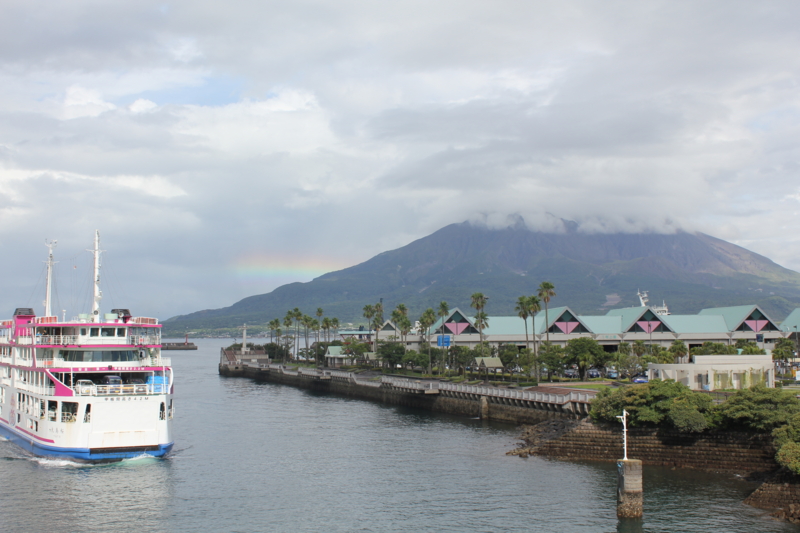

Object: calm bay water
[1,339,797,533]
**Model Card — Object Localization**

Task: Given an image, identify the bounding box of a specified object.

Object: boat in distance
[0,232,173,461]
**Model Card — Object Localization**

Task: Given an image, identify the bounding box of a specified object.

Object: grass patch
[559,384,611,391]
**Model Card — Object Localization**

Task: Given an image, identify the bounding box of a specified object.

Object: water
[0,339,796,532]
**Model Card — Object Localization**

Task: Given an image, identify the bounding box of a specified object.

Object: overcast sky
[2,1,800,320]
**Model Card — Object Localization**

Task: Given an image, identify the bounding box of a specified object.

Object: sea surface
[0,338,797,533]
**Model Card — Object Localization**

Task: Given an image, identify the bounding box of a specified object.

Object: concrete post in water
[480,396,489,419]
[616,409,643,518]
[617,459,643,518]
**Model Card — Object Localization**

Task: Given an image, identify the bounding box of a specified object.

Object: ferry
[0,232,173,461]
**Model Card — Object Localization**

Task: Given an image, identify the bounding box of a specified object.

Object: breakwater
[218,361,595,425]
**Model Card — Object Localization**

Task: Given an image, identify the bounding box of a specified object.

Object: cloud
[1,1,800,319]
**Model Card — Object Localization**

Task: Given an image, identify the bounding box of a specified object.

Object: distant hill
[163,220,800,334]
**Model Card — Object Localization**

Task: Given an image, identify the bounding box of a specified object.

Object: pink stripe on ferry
[0,416,8,424]
[14,426,55,443]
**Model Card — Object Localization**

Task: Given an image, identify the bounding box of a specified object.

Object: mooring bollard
[617,458,643,518]
[616,409,643,518]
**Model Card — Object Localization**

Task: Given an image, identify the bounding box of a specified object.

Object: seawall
[219,362,594,425]
[512,418,777,478]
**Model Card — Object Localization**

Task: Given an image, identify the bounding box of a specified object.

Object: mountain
[162,220,800,334]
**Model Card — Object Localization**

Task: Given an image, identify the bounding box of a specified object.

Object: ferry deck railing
[73,383,169,396]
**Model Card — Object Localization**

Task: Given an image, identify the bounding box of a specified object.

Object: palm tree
[374,302,384,349]
[398,315,412,355]
[419,308,436,374]
[322,317,332,343]
[669,339,688,364]
[302,315,313,360]
[515,296,531,352]
[316,307,324,331]
[268,319,280,344]
[470,292,488,343]
[527,295,542,372]
[363,304,375,350]
[283,314,294,360]
[438,301,449,373]
[537,282,556,345]
[331,318,340,340]
[292,308,302,358]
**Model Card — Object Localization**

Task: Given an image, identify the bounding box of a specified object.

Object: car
[564,369,579,379]
[607,371,619,379]
[587,369,601,379]
[101,375,122,393]
[632,376,649,383]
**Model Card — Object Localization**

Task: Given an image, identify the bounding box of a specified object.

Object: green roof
[580,316,623,334]
[782,309,800,332]
[326,346,344,356]
[660,314,729,334]
[697,305,756,330]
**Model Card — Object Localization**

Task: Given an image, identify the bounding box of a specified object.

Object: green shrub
[590,380,712,433]
[711,385,800,432]
[777,441,800,475]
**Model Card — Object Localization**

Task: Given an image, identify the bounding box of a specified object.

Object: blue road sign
[437,335,451,347]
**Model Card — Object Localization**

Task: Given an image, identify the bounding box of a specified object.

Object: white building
[648,354,774,391]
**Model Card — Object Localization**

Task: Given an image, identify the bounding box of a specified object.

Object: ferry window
[101,328,114,337]
[80,328,87,336]
[84,404,91,423]
[90,328,99,337]
[117,328,126,337]
[61,402,78,423]
[48,401,57,421]
[159,402,166,420]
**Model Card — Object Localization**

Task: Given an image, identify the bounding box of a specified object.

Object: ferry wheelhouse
[0,232,173,461]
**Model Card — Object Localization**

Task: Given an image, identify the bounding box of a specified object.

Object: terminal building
[369,299,791,354]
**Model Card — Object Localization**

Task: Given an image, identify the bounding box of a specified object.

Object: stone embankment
[745,469,800,523]
[508,418,777,478]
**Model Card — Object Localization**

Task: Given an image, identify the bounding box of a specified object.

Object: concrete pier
[617,459,643,518]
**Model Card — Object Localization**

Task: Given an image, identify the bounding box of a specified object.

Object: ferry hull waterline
[0,231,174,462]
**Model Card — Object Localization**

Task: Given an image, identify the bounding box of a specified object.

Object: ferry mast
[91,230,102,322]
[44,239,57,317]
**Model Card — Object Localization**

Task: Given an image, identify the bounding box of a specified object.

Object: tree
[515,296,531,352]
[669,339,688,363]
[470,292,488,343]
[292,308,302,358]
[712,385,800,432]
[618,342,631,356]
[418,308,436,374]
[564,337,604,380]
[632,340,647,357]
[283,313,294,360]
[374,301,384,348]
[378,341,404,370]
[438,301,449,373]
[321,317,332,343]
[539,342,564,382]
[498,344,519,371]
[537,282,556,345]
[331,318,340,340]
[774,338,795,374]
[591,380,713,433]
[473,312,489,352]
[527,295,542,359]
[363,304,375,350]
[268,319,281,344]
